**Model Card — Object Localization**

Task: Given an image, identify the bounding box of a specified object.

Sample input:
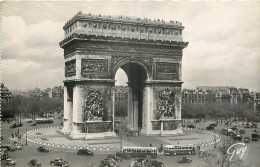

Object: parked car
[77,149,94,156]
[116,151,131,159]
[4,158,16,166]
[28,159,41,166]
[187,124,196,129]
[177,156,192,163]
[38,146,49,152]
[50,158,70,166]
[244,137,250,143]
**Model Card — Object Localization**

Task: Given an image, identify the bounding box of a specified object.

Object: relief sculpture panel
[157,62,178,74]
[157,89,176,119]
[65,59,76,77]
[83,90,104,121]
[81,59,108,75]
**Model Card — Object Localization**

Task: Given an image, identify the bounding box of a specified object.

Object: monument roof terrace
[60,12,187,46]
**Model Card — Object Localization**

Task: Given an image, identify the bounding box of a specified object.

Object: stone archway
[60,12,188,139]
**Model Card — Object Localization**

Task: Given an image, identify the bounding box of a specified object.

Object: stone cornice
[61,12,187,44]
[64,12,184,30]
[64,79,116,84]
[60,33,189,48]
[143,80,183,86]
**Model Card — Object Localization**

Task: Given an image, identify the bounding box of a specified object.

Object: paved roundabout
[24,125,221,153]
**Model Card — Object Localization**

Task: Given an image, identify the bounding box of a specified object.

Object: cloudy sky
[1,1,260,92]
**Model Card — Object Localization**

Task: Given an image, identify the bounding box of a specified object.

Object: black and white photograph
[1,1,260,167]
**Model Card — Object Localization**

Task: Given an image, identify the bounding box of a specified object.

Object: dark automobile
[209,123,217,127]
[37,146,49,152]
[251,123,257,128]
[177,157,192,163]
[239,129,245,134]
[10,123,17,128]
[244,137,250,143]
[206,126,214,131]
[77,149,94,156]
[1,145,16,152]
[17,123,23,127]
[232,133,242,141]
[231,126,238,131]
[252,133,259,141]
[4,158,16,166]
[187,124,196,129]
[28,159,41,166]
[50,158,70,166]
[148,160,164,167]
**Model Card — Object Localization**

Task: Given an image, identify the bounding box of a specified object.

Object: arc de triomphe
[60,12,188,139]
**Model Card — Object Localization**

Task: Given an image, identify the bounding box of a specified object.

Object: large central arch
[60,12,188,138]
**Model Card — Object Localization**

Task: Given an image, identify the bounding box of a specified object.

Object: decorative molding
[65,59,76,77]
[81,59,108,75]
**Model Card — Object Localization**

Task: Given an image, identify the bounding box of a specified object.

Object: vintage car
[38,146,49,152]
[28,159,41,166]
[177,157,192,163]
[4,158,16,166]
[244,137,250,143]
[50,158,70,166]
[77,149,94,156]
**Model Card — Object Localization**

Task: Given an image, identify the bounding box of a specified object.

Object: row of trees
[4,95,63,121]
[182,101,260,122]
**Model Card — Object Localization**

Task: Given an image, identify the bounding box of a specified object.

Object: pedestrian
[150,143,152,147]
[127,133,130,141]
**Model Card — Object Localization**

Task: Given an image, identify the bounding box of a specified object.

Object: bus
[164,144,196,156]
[122,147,157,158]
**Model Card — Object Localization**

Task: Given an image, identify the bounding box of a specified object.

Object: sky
[1,1,260,92]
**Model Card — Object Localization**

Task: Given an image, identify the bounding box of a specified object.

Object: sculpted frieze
[157,62,178,74]
[65,59,76,77]
[64,41,182,57]
[81,59,108,74]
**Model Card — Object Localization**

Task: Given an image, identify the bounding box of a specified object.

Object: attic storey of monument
[60,12,188,139]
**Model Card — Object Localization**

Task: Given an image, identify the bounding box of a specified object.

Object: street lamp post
[26,127,28,145]
[214,130,216,148]
[17,126,20,134]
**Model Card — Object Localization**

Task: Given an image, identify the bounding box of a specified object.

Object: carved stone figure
[81,59,107,74]
[84,90,104,121]
[65,60,76,76]
[158,89,175,119]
